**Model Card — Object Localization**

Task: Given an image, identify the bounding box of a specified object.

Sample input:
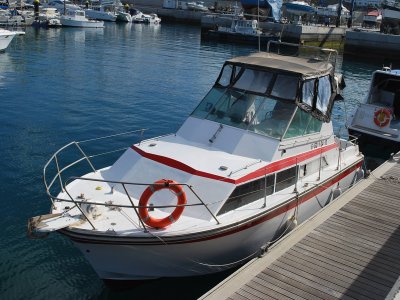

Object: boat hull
[62,162,362,280]
[0,34,16,51]
[84,10,116,22]
[60,18,104,28]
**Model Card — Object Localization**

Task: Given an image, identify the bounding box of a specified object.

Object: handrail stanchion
[63,186,96,230]
[54,154,64,192]
[74,142,96,173]
[187,185,220,225]
[122,183,148,232]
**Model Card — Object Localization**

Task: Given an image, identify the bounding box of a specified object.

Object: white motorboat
[60,9,104,28]
[0,28,24,51]
[116,11,132,22]
[32,8,62,28]
[348,67,400,148]
[205,18,278,45]
[29,41,363,281]
[84,1,117,22]
[143,13,161,24]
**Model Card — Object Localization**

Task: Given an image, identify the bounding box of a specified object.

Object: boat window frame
[217,173,276,216]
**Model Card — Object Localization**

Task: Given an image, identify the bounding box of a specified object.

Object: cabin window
[302,79,315,106]
[284,108,322,139]
[191,87,226,119]
[218,64,234,87]
[217,175,275,215]
[249,98,296,139]
[205,91,260,128]
[271,75,298,100]
[233,69,273,94]
[275,167,297,192]
[316,75,332,114]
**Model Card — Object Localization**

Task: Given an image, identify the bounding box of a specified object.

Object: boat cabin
[190,52,339,143]
[367,69,400,119]
[349,69,400,138]
[218,19,260,35]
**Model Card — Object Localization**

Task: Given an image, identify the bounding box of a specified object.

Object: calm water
[0,23,390,299]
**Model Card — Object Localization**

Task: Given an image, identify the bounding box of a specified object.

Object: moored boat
[203,18,278,45]
[0,28,25,51]
[28,41,363,281]
[282,0,315,15]
[347,67,400,150]
[60,9,104,28]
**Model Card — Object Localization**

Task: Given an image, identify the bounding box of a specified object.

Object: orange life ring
[373,108,391,128]
[138,179,186,229]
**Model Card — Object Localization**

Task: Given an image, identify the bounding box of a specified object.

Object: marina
[0,0,400,299]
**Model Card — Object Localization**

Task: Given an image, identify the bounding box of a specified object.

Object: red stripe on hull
[63,160,362,245]
[131,142,339,184]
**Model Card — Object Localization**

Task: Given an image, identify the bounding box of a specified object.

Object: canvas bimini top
[226,52,333,80]
[215,50,343,123]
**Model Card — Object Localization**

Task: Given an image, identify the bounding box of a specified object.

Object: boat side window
[217,175,275,216]
[284,108,322,139]
[233,69,273,94]
[316,75,332,114]
[248,98,296,139]
[275,167,297,192]
[270,74,299,101]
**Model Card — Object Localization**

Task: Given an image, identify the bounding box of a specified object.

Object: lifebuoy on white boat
[139,179,186,229]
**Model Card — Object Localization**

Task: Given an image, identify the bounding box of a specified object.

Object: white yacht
[29,42,363,282]
[0,28,24,51]
[84,1,116,22]
[143,13,161,24]
[60,9,104,28]
[116,11,132,22]
[348,67,400,147]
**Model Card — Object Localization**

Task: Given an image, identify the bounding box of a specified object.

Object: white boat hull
[64,163,361,280]
[0,35,16,51]
[0,30,24,51]
[61,17,104,28]
[84,10,116,22]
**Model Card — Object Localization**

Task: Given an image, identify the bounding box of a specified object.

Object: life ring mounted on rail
[138,179,187,229]
[373,108,391,128]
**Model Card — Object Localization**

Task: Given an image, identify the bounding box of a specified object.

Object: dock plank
[284,251,388,298]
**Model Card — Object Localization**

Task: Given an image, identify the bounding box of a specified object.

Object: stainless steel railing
[43,129,220,232]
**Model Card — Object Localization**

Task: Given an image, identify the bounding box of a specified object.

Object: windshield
[191,87,297,139]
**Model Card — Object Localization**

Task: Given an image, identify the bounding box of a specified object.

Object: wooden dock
[201,153,400,300]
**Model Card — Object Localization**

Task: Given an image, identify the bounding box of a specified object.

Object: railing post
[75,142,96,173]
[122,183,148,232]
[54,154,64,192]
[187,185,220,225]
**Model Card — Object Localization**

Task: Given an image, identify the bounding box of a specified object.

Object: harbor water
[0,23,392,299]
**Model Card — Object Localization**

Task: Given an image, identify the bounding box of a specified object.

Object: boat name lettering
[311,139,328,149]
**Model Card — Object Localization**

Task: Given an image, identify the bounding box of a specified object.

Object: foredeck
[201,152,400,300]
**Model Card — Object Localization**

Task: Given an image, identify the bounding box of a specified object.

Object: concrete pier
[201,152,400,300]
[345,30,400,61]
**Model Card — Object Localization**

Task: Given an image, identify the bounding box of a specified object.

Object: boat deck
[200,152,400,300]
